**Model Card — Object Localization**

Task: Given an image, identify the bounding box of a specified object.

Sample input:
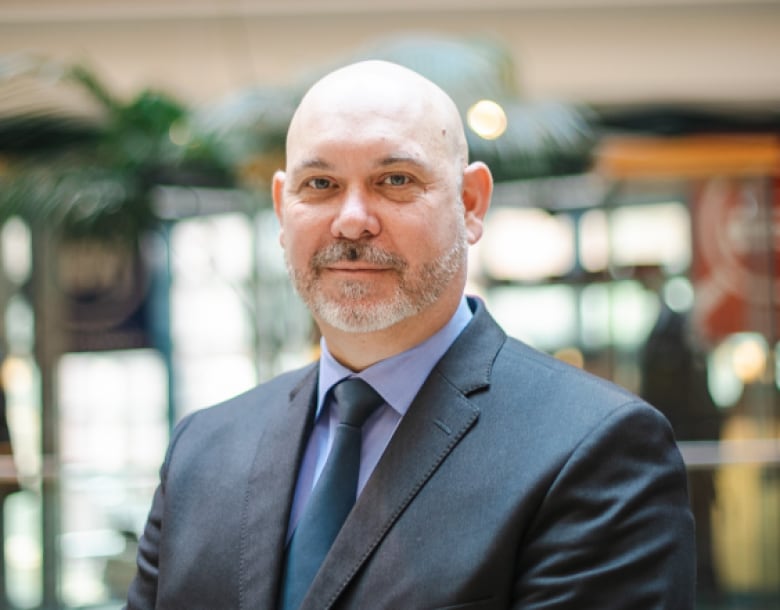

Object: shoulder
[486,335,679,466]
[461,299,649,417]
[502,335,638,403]
[502,334,659,416]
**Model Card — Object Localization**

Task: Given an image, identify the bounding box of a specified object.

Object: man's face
[274,84,470,334]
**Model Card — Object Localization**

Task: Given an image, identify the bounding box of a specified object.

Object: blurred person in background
[639,267,722,602]
[126,60,695,609]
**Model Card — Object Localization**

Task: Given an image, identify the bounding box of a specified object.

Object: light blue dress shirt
[287,297,473,537]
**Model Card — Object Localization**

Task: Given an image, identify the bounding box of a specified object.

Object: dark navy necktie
[280,378,384,610]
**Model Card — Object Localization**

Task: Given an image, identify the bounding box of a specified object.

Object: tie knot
[332,378,383,428]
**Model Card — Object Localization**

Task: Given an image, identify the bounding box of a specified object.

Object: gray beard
[287,231,467,333]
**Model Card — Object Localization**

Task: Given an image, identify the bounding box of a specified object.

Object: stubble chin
[305,277,414,333]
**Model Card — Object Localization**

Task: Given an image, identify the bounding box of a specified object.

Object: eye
[381,174,411,186]
[305,177,333,190]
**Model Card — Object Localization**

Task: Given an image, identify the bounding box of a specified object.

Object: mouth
[312,241,406,275]
[324,265,391,276]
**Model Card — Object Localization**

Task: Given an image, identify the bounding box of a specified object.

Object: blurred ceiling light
[776,342,780,391]
[610,202,691,272]
[554,347,585,369]
[663,276,695,313]
[579,209,609,273]
[1,355,33,393]
[481,208,575,281]
[731,335,767,383]
[487,285,577,350]
[705,332,767,408]
[5,295,34,353]
[1,217,32,284]
[168,120,191,147]
[6,533,42,571]
[467,99,507,140]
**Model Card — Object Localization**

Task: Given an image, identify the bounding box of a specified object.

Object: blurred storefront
[595,133,780,606]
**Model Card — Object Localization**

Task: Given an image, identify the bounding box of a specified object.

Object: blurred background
[0,1,779,608]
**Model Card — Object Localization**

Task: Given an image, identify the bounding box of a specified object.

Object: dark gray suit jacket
[126,298,695,609]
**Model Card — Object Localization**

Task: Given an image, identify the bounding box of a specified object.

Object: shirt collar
[317,297,473,418]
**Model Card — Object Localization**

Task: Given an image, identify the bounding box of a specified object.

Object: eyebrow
[288,154,432,177]
[289,158,333,175]
[377,155,431,172]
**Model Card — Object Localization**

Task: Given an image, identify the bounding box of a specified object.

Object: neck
[318,293,462,371]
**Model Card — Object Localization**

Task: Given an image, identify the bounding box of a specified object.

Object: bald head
[286,60,469,171]
[272,59,493,354]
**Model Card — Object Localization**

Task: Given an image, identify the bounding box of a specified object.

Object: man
[126,60,695,609]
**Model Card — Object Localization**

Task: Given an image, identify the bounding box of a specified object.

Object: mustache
[311,241,406,270]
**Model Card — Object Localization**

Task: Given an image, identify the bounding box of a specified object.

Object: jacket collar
[298,296,506,609]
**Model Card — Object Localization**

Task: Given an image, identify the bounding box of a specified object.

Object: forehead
[288,106,453,177]
[286,66,464,171]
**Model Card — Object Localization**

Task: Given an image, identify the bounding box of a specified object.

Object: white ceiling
[1,1,777,22]
[1,1,778,118]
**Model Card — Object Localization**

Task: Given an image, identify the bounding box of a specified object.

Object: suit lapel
[238,364,318,610]
[300,299,506,610]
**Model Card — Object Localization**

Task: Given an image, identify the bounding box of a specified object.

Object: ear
[272,170,286,246]
[461,161,493,245]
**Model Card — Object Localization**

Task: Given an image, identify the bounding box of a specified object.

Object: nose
[330,187,380,240]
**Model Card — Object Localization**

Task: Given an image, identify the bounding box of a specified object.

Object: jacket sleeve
[125,415,194,610]
[512,402,696,609]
